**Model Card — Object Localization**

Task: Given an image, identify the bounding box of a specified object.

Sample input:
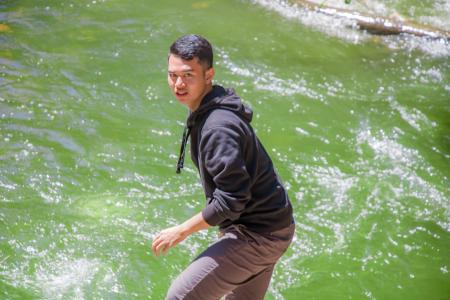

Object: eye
[184,73,193,78]
[169,73,177,80]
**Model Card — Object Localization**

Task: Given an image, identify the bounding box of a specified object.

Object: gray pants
[166,222,295,300]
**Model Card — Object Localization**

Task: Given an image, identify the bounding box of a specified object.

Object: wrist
[179,222,191,237]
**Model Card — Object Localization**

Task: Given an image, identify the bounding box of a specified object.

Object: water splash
[217,48,324,100]
[250,0,450,57]
[355,125,450,231]
[36,258,102,300]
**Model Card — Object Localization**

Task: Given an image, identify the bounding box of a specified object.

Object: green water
[1,0,449,299]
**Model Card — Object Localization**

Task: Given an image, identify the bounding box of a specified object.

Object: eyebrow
[168,68,194,73]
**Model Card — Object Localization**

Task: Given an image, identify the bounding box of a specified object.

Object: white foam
[295,127,310,136]
[250,0,371,43]
[382,34,450,58]
[250,0,450,57]
[36,258,99,299]
[419,1,450,31]
[217,48,323,100]
[290,163,357,253]
[0,180,17,190]
[388,98,437,132]
[314,166,356,210]
[355,126,449,231]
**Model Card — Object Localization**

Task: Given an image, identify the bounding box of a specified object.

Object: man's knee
[166,279,210,300]
[165,256,221,300]
[165,283,183,300]
[166,273,197,300]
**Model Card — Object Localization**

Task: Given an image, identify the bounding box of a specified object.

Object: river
[1,0,449,299]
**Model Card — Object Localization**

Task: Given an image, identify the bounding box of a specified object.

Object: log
[290,0,450,40]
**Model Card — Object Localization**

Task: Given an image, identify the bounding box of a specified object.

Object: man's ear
[205,67,215,84]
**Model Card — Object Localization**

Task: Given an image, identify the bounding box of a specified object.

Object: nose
[175,76,185,88]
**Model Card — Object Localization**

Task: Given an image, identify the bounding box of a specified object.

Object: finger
[152,239,162,256]
[163,242,172,256]
[153,232,162,243]
[152,236,160,248]
[153,244,160,256]
[152,232,164,246]
[156,242,167,256]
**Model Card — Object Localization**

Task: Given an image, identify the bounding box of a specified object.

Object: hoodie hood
[176,85,253,173]
[187,85,253,128]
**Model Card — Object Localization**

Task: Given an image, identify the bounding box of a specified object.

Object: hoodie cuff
[201,203,224,227]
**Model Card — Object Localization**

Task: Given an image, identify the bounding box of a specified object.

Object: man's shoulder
[202,108,244,131]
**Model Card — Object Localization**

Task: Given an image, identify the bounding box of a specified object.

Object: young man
[152,34,295,300]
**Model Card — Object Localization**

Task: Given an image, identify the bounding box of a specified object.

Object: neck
[190,84,213,112]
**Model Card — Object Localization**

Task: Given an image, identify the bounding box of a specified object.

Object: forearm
[179,212,211,236]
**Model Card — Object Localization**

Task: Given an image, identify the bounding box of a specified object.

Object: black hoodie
[177,85,293,233]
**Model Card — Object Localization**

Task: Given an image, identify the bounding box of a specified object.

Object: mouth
[175,90,188,97]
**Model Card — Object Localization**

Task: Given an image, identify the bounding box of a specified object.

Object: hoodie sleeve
[199,125,252,226]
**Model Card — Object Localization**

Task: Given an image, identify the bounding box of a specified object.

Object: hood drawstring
[175,86,252,174]
[176,125,191,174]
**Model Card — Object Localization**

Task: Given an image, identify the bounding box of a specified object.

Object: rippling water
[1,0,449,299]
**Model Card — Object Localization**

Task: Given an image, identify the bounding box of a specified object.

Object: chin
[176,97,191,107]
[176,94,189,101]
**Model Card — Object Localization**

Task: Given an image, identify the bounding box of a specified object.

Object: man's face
[167,54,214,111]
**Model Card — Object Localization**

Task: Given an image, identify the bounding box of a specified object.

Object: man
[152,34,295,300]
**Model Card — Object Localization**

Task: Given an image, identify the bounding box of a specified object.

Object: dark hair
[169,34,213,69]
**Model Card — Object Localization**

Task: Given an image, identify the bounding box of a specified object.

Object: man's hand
[152,225,188,256]
[151,212,211,256]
